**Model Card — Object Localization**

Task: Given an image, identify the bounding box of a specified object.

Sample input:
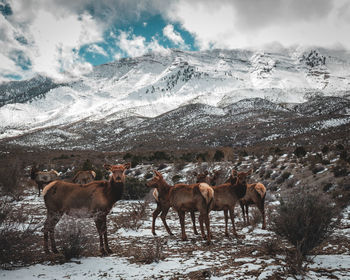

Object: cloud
[163,24,185,46]
[167,0,350,50]
[86,44,108,57]
[117,31,170,57]
[0,1,105,81]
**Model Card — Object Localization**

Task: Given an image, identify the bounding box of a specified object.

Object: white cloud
[163,24,184,46]
[117,31,170,57]
[166,0,350,50]
[1,1,105,81]
[86,44,108,57]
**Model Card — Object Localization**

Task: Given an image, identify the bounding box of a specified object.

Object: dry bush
[271,190,340,273]
[56,218,93,260]
[248,207,262,229]
[127,238,165,264]
[0,158,24,200]
[261,238,283,256]
[0,201,39,268]
[116,200,149,230]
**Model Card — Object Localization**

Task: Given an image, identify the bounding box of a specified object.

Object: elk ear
[104,164,112,171]
[91,171,96,178]
[154,170,163,178]
[124,162,131,170]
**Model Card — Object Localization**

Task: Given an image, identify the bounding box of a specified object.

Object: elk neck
[105,177,125,203]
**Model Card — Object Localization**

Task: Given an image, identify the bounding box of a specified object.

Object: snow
[1,47,350,140]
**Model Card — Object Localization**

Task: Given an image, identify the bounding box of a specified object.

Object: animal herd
[30,163,266,255]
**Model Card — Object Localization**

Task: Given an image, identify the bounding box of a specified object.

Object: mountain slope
[0,47,350,147]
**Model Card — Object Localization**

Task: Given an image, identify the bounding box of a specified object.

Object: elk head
[194,170,209,183]
[146,170,164,189]
[104,163,131,183]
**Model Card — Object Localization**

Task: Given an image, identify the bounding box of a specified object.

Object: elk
[151,187,199,236]
[196,170,249,237]
[194,170,221,186]
[42,163,130,255]
[72,170,96,184]
[239,181,267,229]
[147,170,214,242]
[30,167,59,196]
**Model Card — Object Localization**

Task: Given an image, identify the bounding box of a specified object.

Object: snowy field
[1,186,350,280]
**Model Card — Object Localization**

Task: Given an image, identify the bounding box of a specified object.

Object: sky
[1,0,350,83]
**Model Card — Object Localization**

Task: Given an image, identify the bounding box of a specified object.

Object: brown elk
[147,170,214,242]
[239,181,267,229]
[72,170,96,184]
[151,187,200,236]
[30,167,59,196]
[42,163,130,255]
[196,170,250,237]
[194,170,221,186]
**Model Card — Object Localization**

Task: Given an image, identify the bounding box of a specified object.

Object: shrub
[172,174,182,184]
[123,177,149,200]
[144,172,153,180]
[213,150,224,161]
[149,151,170,161]
[321,145,329,154]
[0,158,23,200]
[180,153,196,162]
[196,152,209,162]
[127,238,164,264]
[312,165,324,174]
[336,143,344,150]
[0,202,39,267]
[264,169,273,179]
[294,146,306,158]
[56,218,91,260]
[115,200,149,230]
[332,165,348,177]
[271,190,339,272]
[323,183,333,192]
[157,163,167,170]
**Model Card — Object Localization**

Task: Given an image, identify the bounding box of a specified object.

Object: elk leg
[178,211,187,241]
[229,208,238,238]
[102,219,112,254]
[48,213,61,253]
[245,205,249,225]
[205,213,211,243]
[190,210,199,235]
[222,209,229,237]
[95,218,106,255]
[258,200,266,229]
[152,203,162,236]
[43,214,51,253]
[240,201,246,225]
[160,207,173,236]
[38,182,43,197]
[198,213,206,240]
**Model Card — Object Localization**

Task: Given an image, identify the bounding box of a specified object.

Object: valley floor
[1,189,350,280]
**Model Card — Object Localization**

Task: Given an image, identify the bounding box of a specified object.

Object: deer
[239,181,267,229]
[147,170,214,243]
[195,170,250,237]
[72,170,96,184]
[42,163,130,255]
[151,187,200,236]
[30,167,60,196]
[194,170,221,186]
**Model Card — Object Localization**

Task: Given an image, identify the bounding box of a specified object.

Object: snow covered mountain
[1,47,350,150]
